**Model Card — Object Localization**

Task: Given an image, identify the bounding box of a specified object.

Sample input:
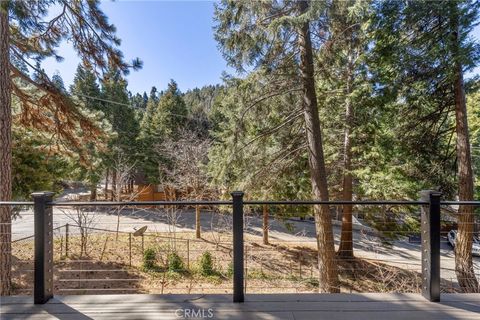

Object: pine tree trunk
[263,204,269,245]
[89,184,97,201]
[297,0,339,293]
[0,4,12,296]
[111,170,117,201]
[104,168,109,200]
[195,205,201,239]
[453,63,479,293]
[338,59,354,258]
[450,3,479,293]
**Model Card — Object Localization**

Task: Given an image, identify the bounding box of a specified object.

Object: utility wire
[74,93,190,119]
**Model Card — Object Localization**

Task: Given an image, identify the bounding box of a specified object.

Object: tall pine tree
[0,1,141,294]
[214,0,339,292]
[372,0,479,291]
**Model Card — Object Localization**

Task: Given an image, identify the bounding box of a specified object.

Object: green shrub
[199,251,214,276]
[247,269,270,280]
[303,277,319,288]
[143,247,157,271]
[226,262,233,277]
[167,252,184,273]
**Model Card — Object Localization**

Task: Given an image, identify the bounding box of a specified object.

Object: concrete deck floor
[1,293,479,320]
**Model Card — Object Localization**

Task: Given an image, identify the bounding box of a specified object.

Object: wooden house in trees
[132,171,217,202]
[133,171,174,201]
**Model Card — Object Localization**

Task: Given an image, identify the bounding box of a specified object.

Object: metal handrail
[244,200,430,205]
[50,200,232,206]
[0,201,34,206]
[2,199,480,206]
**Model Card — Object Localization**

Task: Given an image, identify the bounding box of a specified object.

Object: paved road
[11,206,480,284]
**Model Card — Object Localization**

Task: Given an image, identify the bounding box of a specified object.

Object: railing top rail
[439,201,480,205]
[49,200,233,206]
[0,201,34,206]
[243,200,430,205]
[2,199,480,206]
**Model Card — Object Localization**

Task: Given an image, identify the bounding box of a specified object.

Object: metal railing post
[32,192,55,304]
[420,190,441,302]
[232,191,244,303]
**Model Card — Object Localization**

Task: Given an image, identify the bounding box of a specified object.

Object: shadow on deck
[1,293,479,320]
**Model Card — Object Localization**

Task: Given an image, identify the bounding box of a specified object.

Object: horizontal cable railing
[2,190,480,304]
[6,200,480,206]
[4,200,480,206]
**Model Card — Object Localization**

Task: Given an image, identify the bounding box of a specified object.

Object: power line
[75,93,133,107]
[74,93,190,119]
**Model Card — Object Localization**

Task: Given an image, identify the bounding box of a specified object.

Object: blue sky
[42,1,480,95]
[43,0,234,94]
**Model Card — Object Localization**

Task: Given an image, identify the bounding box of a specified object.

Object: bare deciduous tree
[156,129,214,239]
[61,205,97,257]
[110,152,137,239]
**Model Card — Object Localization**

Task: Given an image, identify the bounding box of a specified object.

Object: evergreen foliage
[142,248,157,271]
[199,251,215,276]
[167,252,185,273]
[3,0,480,293]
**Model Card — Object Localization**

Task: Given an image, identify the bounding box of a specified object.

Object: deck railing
[1,190,479,304]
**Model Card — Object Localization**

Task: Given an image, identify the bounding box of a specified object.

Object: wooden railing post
[232,191,244,303]
[186,239,190,269]
[32,192,55,304]
[129,232,132,267]
[65,223,69,258]
[420,190,442,302]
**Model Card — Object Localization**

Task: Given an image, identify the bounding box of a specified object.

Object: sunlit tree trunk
[297,0,339,293]
[450,2,479,293]
[0,4,12,296]
[111,169,117,201]
[195,205,201,239]
[263,204,269,245]
[453,57,479,293]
